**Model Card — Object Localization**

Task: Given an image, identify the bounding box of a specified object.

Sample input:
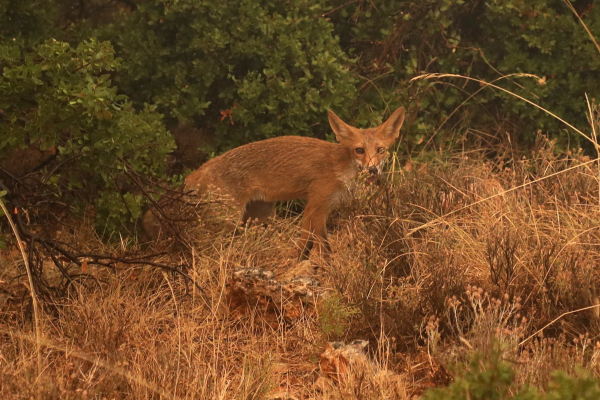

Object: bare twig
[318,0,359,18]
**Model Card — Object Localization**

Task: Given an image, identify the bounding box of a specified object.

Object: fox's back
[185,136,354,202]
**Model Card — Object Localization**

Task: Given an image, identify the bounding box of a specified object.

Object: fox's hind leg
[242,201,275,224]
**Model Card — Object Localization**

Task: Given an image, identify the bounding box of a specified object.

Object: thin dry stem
[0,199,42,386]
[518,303,600,348]
[585,93,600,206]
[563,0,600,55]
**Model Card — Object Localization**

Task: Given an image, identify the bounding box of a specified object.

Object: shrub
[0,39,174,234]
[423,347,600,400]
[0,0,61,48]
[101,0,357,151]
[318,291,359,339]
[329,0,600,149]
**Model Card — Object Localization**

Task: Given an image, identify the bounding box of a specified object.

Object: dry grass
[3,132,600,398]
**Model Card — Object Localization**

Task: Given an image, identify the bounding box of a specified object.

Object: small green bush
[318,291,358,339]
[423,347,600,400]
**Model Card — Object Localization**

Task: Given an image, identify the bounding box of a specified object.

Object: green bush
[480,0,600,144]
[101,0,357,151]
[318,291,358,339]
[8,1,597,154]
[0,0,61,48]
[0,39,174,234]
[329,0,600,149]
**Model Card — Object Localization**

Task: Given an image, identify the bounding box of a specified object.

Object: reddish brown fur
[143,108,405,260]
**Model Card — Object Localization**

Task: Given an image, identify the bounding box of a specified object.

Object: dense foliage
[481,0,600,140]
[330,0,599,149]
[0,39,174,232]
[101,0,357,150]
[0,0,61,48]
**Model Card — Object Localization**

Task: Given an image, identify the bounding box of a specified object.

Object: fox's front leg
[299,201,331,261]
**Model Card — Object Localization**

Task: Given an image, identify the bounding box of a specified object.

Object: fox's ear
[378,107,405,143]
[328,110,357,143]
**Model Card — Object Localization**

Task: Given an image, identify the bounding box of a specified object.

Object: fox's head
[328,107,406,177]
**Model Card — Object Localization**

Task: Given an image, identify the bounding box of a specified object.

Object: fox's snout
[364,154,386,175]
[363,164,381,185]
[354,152,387,175]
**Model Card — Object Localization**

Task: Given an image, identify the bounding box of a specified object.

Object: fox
[143,107,406,260]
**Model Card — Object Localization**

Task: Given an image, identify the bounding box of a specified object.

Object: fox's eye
[355,148,365,154]
[377,147,386,154]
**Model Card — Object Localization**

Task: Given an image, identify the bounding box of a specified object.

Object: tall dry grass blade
[563,0,600,55]
[421,72,544,153]
[585,94,600,206]
[518,303,600,348]
[163,272,183,394]
[0,200,42,390]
